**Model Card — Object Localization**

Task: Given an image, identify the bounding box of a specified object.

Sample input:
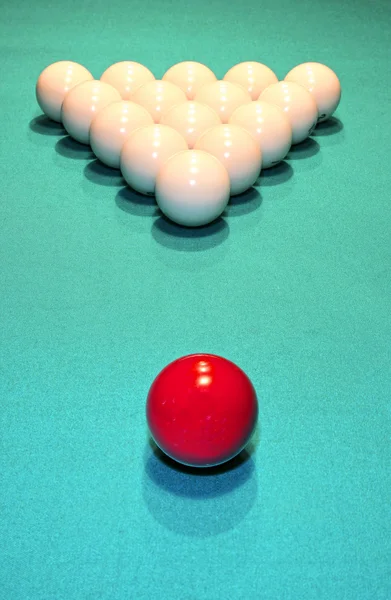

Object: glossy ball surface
[155,150,230,227]
[120,124,188,195]
[131,80,187,123]
[100,61,155,100]
[194,124,262,195]
[223,61,278,100]
[146,353,258,467]
[229,101,292,168]
[36,61,93,122]
[61,80,121,144]
[160,101,221,148]
[194,81,251,123]
[284,62,341,122]
[259,81,318,145]
[162,61,217,100]
[90,101,154,168]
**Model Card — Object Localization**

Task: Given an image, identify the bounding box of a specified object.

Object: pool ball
[146,353,258,467]
[61,80,121,144]
[100,61,155,100]
[131,80,187,123]
[259,81,318,145]
[120,124,188,195]
[36,61,93,122]
[194,124,262,195]
[194,80,251,123]
[284,62,341,122]
[160,101,221,148]
[90,101,153,168]
[229,101,292,168]
[162,61,217,100]
[155,150,230,227]
[223,61,278,100]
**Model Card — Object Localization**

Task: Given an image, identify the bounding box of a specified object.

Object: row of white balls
[36,59,341,124]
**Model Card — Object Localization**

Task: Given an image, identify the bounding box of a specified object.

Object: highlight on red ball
[146,353,258,468]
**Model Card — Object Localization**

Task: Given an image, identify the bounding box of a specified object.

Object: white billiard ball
[131,80,187,123]
[36,61,93,122]
[259,81,318,145]
[229,101,292,168]
[155,150,230,227]
[194,124,262,195]
[90,101,154,168]
[61,80,121,144]
[194,81,251,123]
[100,61,155,100]
[284,62,341,122]
[120,124,188,195]
[162,61,217,100]
[223,61,278,100]
[160,101,221,148]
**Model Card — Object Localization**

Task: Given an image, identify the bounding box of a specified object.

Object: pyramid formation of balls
[36,60,341,227]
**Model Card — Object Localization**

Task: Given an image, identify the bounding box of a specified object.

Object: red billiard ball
[146,353,258,467]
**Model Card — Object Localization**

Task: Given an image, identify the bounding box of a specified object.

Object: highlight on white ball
[162,61,217,100]
[36,61,93,122]
[90,101,154,169]
[194,80,252,123]
[131,80,187,123]
[194,124,262,196]
[160,101,221,148]
[229,101,292,168]
[61,80,121,144]
[155,149,230,227]
[120,124,188,195]
[100,61,155,100]
[284,62,341,122]
[223,61,278,100]
[259,81,318,145]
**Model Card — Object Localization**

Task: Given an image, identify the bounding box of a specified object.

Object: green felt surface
[1,0,391,598]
